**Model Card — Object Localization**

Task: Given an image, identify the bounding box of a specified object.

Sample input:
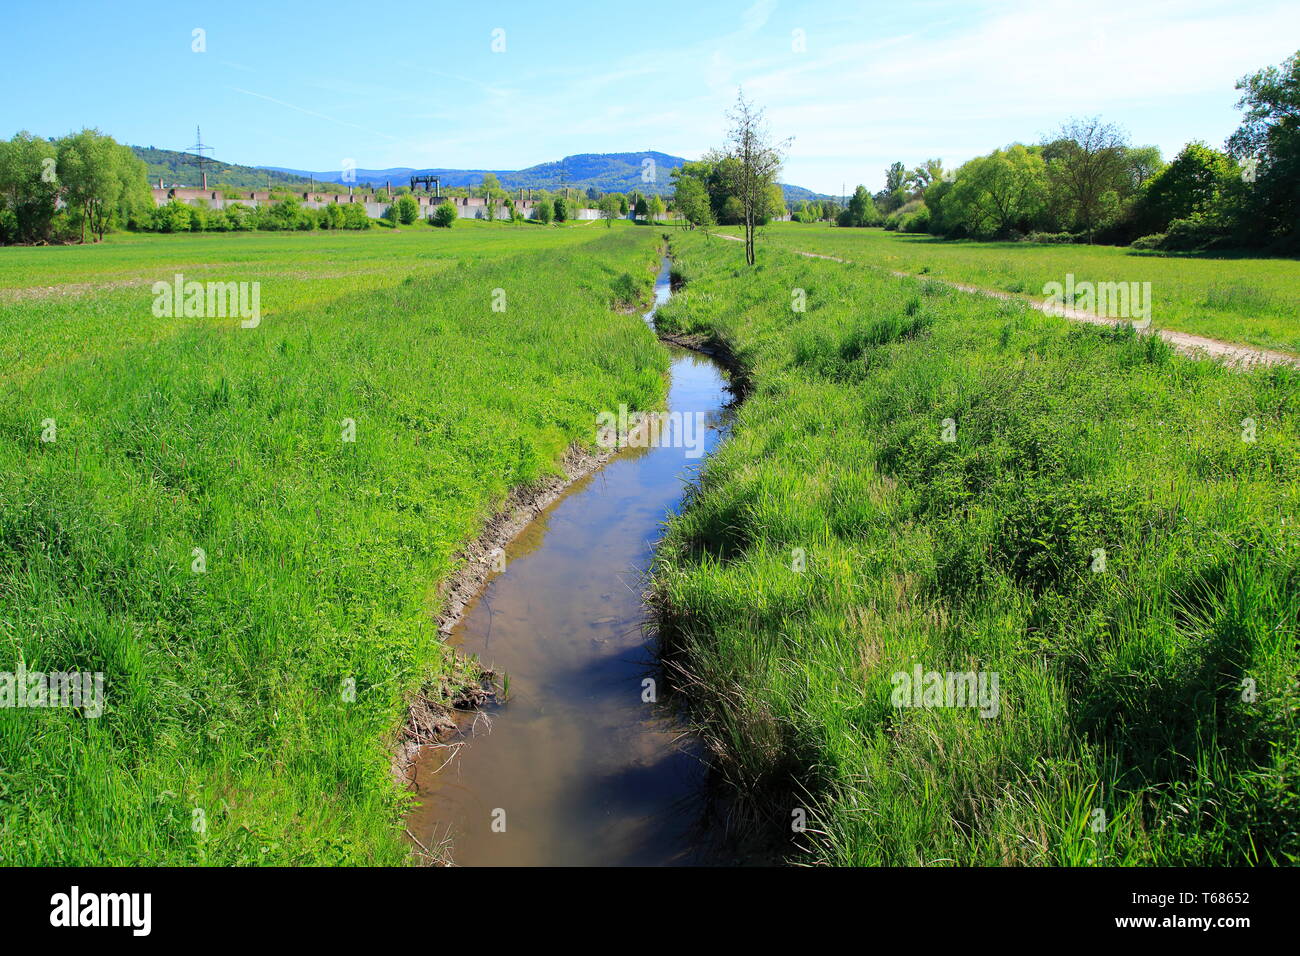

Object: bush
[342,203,371,230]
[900,207,931,233]
[1130,233,1167,250]
[320,203,346,230]
[1161,215,1230,252]
[1024,231,1086,244]
[151,200,192,233]
[430,201,457,228]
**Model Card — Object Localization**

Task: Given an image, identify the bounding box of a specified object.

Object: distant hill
[135,145,828,201]
[264,151,829,202]
[132,146,316,190]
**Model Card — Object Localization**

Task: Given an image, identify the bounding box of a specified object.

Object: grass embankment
[0,224,667,864]
[652,231,1299,865]
[715,223,1300,355]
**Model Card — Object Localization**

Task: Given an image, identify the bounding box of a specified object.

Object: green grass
[652,231,1300,866]
[0,221,611,385]
[717,223,1300,355]
[0,222,668,864]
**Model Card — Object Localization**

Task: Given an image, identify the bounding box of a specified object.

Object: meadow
[715,224,1300,356]
[652,230,1299,865]
[0,221,668,864]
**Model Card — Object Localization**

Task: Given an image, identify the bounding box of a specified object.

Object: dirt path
[711,232,1298,369]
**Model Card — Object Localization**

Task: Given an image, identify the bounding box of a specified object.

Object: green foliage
[392,194,420,226]
[0,132,60,243]
[0,128,149,244]
[837,185,881,227]
[1139,142,1240,233]
[431,201,457,228]
[653,230,1300,866]
[0,226,668,863]
[1227,49,1300,250]
[672,175,713,230]
[945,144,1048,239]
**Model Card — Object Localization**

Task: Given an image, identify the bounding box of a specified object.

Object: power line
[183,125,214,189]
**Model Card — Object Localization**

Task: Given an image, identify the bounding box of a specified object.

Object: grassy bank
[652,231,1299,865]
[0,224,667,864]
[715,223,1300,355]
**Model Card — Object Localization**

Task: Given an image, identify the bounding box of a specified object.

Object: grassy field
[0,220,609,386]
[0,221,668,864]
[713,224,1300,355]
[653,230,1299,865]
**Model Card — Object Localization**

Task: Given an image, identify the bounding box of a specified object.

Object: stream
[406,256,732,866]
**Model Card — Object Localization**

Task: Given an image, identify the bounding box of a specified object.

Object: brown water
[406,258,731,866]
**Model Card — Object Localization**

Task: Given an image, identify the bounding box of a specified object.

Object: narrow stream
[406,257,731,866]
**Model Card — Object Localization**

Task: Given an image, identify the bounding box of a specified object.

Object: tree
[1043,117,1131,242]
[719,90,790,265]
[481,172,502,200]
[906,159,944,196]
[536,199,554,224]
[1139,142,1237,231]
[553,196,569,222]
[945,145,1047,238]
[633,194,648,220]
[838,185,880,227]
[598,193,621,227]
[56,129,148,243]
[1227,49,1300,246]
[648,195,665,222]
[672,174,713,231]
[0,132,60,243]
[431,201,457,227]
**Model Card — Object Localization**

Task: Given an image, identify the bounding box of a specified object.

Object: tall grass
[0,226,667,864]
[652,232,1299,865]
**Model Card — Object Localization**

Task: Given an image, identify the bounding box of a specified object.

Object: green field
[0,221,667,864]
[653,230,1299,865]
[717,224,1300,356]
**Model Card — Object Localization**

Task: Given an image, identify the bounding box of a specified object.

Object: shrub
[1130,233,1167,250]
[431,201,457,228]
[342,203,371,230]
[1161,215,1230,251]
[1024,230,1085,244]
[151,200,192,233]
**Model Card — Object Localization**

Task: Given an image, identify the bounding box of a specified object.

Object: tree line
[804,50,1300,254]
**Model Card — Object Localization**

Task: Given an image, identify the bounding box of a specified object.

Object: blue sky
[3,0,1297,194]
